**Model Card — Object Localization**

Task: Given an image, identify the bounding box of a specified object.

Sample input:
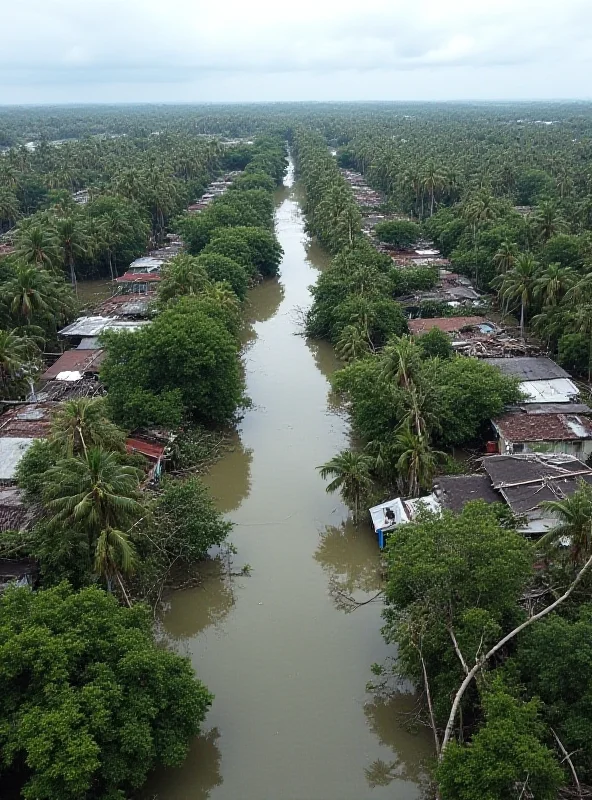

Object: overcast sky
[1,0,591,104]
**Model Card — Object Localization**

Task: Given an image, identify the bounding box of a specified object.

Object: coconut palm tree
[494,252,539,338]
[49,398,126,457]
[94,527,137,600]
[42,447,144,545]
[335,324,371,363]
[0,328,41,399]
[380,335,422,388]
[318,450,374,521]
[55,215,93,289]
[540,483,592,566]
[534,201,567,243]
[422,162,447,217]
[564,274,592,380]
[158,255,208,304]
[0,188,20,229]
[394,427,444,498]
[15,224,60,270]
[533,262,575,308]
[493,241,518,275]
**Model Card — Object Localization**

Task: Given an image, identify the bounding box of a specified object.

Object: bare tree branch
[552,728,582,799]
[440,552,592,757]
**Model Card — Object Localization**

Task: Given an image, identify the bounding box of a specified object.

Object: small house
[492,410,592,459]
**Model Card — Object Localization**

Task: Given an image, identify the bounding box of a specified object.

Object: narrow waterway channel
[148,160,432,800]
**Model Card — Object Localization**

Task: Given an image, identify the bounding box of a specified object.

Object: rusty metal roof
[41,349,104,381]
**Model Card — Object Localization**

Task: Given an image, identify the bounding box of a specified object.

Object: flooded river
[149,161,432,800]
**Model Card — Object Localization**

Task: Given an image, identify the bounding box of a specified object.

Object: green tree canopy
[0,583,212,800]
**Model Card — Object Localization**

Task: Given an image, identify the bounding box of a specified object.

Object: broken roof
[41,349,104,381]
[482,357,570,381]
[0,487,34,532]
[433,474,501,512]
[493,411,592,443]
[0,404,53,439]
[408,316,487,335]
[519,379,579,404]
[481,454,592,517]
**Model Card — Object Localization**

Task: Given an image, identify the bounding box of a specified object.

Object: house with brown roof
[492,410,592,460]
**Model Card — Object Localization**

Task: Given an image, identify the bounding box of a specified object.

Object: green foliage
[195,253,249,299]
[0,583,212,800]
[434,357,522,447]
[383,502,532,721]
[390,265,439,296]
[417,327,454,360]
[101,299,243,429]
[511,606,592,782]
[15,439,58,498]
[557,331,590,376]
[374,219,420,248]
[152,477,231,562]
[437,680,564,800]
[542,234,584,269]
[515,169,555,205]
[203,225,283,278]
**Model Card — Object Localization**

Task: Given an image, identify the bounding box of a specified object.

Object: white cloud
[0,0,590,101]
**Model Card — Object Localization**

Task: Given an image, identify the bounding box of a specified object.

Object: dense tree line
[0,127,287,800]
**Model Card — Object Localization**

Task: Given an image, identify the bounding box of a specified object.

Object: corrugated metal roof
[42,349,104,380]
[126,438,165,461]
[0,439,35,482]
[483,357,570,381]
[519,378,579,403]
[0,404,53,438]
[59,317,150,337]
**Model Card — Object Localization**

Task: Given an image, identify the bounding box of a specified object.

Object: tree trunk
[440,551,592,758]
[520,302,525,339]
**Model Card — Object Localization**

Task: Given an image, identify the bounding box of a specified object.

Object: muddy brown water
[147,160,433,800]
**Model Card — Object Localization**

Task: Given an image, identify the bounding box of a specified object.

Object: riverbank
[146,160,431,799]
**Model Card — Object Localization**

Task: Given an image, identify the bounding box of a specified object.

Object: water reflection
[244,278,285,326]
[202,434,252,515]
[315,521,383,602]
[147,728,223,800]
[305,239,331,272]
[159,560,235,641]
[363,696,432,789]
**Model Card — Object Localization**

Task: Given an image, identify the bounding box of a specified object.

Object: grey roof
[0,439,35,483]
[59,316,150,338]
[77,337,101,349]
[0,487,33,532]
[481,454,592,516]
[482,357,570,381]
[434,474,501,512]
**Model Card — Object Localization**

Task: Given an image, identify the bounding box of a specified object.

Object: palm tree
[49,398,126,457]
[335,324,371,363]
[422,163,447,217]
[534,201,567,243]
[15,224,60,269]
[0,328,40,398]
[380,335,422,389]
[158,255,208,304]
[3,263,54,322]
[540,483,592,565]
[493,241,518,275]
[533,263,575,308]
[318,450,374,521]
[494,252,539,338]
[565,274,592,380]
[394,427,444,498]
[55,215,93,289]
[42,447,144,545]
[463,191,500,283]
[94,527,137,600]
[3,263,76,329]
[0,188,20,229]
